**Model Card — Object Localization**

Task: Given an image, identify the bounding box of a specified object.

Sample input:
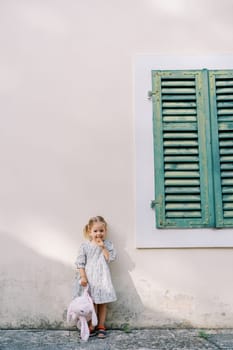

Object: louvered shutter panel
[152,70,214,228]
[209,70,233,227]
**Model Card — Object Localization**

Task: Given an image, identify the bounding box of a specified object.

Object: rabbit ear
[91,305,98,327]
[85,288,98,326]
[79,316,89,341]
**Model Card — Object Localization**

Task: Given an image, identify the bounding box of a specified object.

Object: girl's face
[89,222,106,241]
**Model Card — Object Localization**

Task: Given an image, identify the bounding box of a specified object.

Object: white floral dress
[73,240,117,304]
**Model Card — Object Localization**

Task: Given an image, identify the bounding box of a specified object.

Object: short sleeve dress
[73,240,117,304]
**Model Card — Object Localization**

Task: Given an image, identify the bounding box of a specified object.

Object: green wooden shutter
[152,70,214,228]
[209,70,233,227]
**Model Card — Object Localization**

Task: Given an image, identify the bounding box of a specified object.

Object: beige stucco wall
[1,0,233,328]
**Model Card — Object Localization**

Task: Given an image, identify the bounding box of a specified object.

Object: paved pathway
[1,329,233,350]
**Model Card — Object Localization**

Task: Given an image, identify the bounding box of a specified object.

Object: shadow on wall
[0,231,73,329]
[107,241,144,328]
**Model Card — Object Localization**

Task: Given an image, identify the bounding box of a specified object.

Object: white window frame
[134,54,233,248]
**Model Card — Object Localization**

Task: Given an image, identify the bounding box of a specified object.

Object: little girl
[74,215,117,338]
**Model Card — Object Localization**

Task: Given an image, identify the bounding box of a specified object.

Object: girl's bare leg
[97,303,107,327]
[96,303,107,338]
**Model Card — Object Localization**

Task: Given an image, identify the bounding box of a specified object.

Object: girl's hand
[96,238,104,248]
[94,234,109,261]
[95,234,105,247]
[80,276,88,287]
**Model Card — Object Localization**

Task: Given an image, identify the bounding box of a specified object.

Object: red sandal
[97,326,106,339]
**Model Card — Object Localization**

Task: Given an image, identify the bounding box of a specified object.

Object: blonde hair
[83,215,108,239]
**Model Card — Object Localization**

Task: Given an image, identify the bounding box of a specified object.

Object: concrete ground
[1,329,233,350]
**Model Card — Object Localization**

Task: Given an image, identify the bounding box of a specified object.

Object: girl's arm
[96,238,116,262]
[101,245,110,261]
[75,243,88,286]
[103,239,117,262]
[78,268,88,287]
[95,237,110,261]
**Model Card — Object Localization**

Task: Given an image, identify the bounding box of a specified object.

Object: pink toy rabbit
[67,286,98,341]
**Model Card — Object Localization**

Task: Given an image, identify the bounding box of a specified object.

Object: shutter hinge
[147,91,155,100]
[151,196,162,208]
[151,200,157,209]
